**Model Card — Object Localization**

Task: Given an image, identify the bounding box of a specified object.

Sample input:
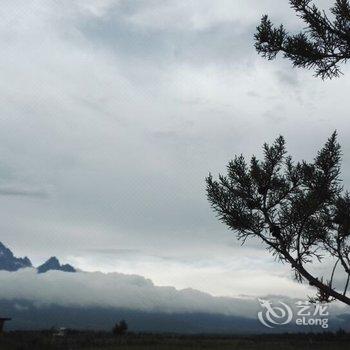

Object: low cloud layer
[0,269,258,316]
[0,269,348,322]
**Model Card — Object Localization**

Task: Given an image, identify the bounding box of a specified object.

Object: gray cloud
[0,0,350,299]
[0,187,48,198]
[0,269,347,320]
[0,269,258,316]
[84,248,140,255]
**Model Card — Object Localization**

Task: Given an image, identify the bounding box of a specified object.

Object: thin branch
[344,274,350,296]
[330,258,340,288]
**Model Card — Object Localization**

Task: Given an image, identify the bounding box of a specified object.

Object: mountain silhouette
[37,256,76,274]
[0,242,32,271]
[0,242,75,273]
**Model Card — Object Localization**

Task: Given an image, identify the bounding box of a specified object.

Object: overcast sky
[2,0,350,299]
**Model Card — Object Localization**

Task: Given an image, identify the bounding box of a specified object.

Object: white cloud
[74,0,119,18]
[124,0,295,31]
[0,0,350,300]
[70,248,314,299]
[0,269,347,320]
[0,269,258,316]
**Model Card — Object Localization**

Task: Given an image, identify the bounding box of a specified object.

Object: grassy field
[0,331,349,349]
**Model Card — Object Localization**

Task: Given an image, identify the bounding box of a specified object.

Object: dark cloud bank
[0,269,348,333]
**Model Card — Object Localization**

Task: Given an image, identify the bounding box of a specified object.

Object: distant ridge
[37,256,76,274]
[0,242,32,271]
[0,242,75,273]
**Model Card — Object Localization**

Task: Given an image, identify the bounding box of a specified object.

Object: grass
[0,331,349,349]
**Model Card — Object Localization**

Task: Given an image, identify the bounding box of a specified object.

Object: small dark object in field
[112,320,128,336]
[0,317,11,334]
